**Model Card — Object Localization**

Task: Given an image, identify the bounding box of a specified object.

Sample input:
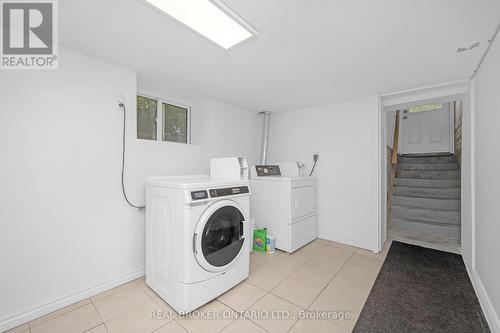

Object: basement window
[137,95,190,144]
[408,103,444,113]
[137,96,158,140]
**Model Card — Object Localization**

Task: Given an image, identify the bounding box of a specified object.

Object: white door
[400,103,453,154]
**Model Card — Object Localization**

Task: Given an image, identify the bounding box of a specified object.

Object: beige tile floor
[5,239,392,333]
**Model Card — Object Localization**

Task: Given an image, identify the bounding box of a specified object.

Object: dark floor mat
[353,241,490,333]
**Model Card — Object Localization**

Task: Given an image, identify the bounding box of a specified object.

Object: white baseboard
[463,257,499,333]
[317,233,373,252]
[0,267,145,332]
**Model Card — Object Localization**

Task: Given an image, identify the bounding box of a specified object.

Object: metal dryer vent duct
[259,111,272,164]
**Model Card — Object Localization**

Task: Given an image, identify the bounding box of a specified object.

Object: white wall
[471,35,500,331]
[267,96,380,250]
[0,48,259,330]
[461,86,474,270]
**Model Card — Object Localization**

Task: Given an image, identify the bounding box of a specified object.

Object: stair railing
[453,101,462,167]
[391,110,400,165]
[388,110,400,224]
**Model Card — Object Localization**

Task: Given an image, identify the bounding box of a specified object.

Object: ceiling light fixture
[143,0,257,49]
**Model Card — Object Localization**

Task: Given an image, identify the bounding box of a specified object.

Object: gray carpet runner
[353,241,490,333]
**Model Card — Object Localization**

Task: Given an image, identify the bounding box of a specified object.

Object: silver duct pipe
[259,111,272,164]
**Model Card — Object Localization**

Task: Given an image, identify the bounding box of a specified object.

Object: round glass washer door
[193,200,246,272]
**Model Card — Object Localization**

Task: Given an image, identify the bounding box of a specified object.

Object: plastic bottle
[266,234,276,254]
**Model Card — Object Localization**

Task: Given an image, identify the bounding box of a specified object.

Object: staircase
[390,153,461,239]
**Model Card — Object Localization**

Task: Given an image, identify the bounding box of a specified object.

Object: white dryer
[145,175,250,314]
[250,165,317,253]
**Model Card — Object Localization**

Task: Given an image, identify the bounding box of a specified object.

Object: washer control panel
[209,186,249,198]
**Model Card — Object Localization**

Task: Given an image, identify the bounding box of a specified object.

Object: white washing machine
[145,175,250,314]
[250,164,317,253]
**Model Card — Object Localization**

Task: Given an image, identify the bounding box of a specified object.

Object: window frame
[136,94,159,141]
[137,93,191,144]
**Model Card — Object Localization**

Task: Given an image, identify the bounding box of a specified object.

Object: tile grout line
[26,241,379,333]
[90,281,156,331]
[89,281,137,303]
[240,240,388,333]
[27,298,92,330]
[244,247,323,292]
[28,280,148,333]
[218,285,277,333]
[245,290,299,333]
[82,323,106,333]
[218,301,239,333]
[248,244,350,300]
[150,316,184,333]
[170,319,189,333]
[132,278,182,333]
[88,298,107,333]
[132,280,181,333]
[243,244,329,332]
[286,250,358,333]
[247,243,359,333]
[174,300,233,333]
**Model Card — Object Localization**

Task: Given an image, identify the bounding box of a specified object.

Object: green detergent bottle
[253,228,267,252]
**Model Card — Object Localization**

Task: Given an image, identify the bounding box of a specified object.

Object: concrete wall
[0,48,260,330]
[267,96,380,250]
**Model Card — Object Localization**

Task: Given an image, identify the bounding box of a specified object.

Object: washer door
[194,200,245,272]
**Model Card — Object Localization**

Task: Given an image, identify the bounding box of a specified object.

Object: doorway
[380,92,466,254]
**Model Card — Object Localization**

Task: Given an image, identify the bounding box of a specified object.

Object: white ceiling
[60,0,500,111]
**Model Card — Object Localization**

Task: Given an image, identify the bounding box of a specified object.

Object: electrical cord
[120,103,145,209]
[309,154,319,177]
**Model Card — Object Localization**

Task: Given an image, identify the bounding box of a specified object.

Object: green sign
[409,103,444,113]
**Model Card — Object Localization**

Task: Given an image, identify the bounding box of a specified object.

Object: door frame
[376,80,470,253]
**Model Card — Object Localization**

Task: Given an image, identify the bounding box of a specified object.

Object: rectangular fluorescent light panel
[144,0,255,49]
